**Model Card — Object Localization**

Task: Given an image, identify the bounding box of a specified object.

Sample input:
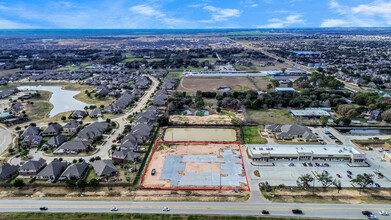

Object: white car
[379,210,389,216]
[368,214,377,219]
[162,207,170,212]
[110,207,118,211]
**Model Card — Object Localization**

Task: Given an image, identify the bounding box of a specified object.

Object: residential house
[92,160,118,177]
[44,135,68,149]
[56,141,91,154]
[63,121,80,133]
[0,163,19,180]
[18,158,47,177]
[70,110,86,119]
[41,123,62,136]
[88,109,102,118]
[131,123,153,144]
[59,161,88,181]
[112,149,140,163]
[36,160,68,181]
[76,122,108,142]
[20,125,40,140]
[120,133,138,151]
[21,135,43,148]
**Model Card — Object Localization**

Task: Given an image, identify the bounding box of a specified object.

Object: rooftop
[249,144,364,156]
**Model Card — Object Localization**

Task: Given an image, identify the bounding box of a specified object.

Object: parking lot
[254,160,391,188]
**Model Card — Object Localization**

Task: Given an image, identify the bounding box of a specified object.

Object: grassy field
[0,213,323,220]
[245,109,296,125]
[23,91,53,121]
[177,77,257,92]
[166,71,182,79]
[121,57,144,62]
[242,126,267,144]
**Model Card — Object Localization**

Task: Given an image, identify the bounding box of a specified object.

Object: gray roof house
[44,135,68,148]
[88,109,102,118]
[21,135,43,148]
[0,163,19,180]
[112,149,140,163]
[77,122,108,142]
[20,126,40,140]
[131,124,153,144]
[92,160,118,177]
[120,133,138,151]
[59,161,88,181]
[70,110,86,119]
[63,121,80,133]
[19,158,47,177]
[274,124,318,142]
[36,160,68,181]
[56,141,91,153]
[42,123,62,136]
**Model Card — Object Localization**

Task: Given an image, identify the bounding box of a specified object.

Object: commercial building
[248,145,366,163]
[290,109,330,118]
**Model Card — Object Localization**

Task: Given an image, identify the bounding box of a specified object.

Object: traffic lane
[0,202,389,219]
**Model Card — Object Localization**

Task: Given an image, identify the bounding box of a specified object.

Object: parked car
[336,174,341,178]
[261,210,270,215]
[39,207,48,211]
[374,137,380,140]
[315,163,320,167]
[303,162,307,167]
[292,209,303,214]
[347,175,352,179]
[151,169,156,175]
[110,207,118,211]
[289,163,294,167]
[308,163,313,167]
[375,183,381,188]
[163,207,170,212]
[323,170,328,175]
[347,170,352,175]
[324,163,330,167]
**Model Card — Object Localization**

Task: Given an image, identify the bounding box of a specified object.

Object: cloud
[0,18,34,28]
[321,0,391,27]
[129,4,165,17]
[201,5,240,23]
[257,14,305,28]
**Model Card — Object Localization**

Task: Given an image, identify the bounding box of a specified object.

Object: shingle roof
[19,158,46,171]
[0,163,19,179]
[37,160,67,178]
[60,161,88,179]
[92,160,118,176]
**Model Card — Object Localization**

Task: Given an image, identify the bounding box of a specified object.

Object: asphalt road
[0,200,390,219]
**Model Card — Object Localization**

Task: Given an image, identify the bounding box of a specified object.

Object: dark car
[292,209,303,214]
[347,175,352,179]
[324,163,330,167]
[315,163,320,167]
[261,210,270,215]
[39,207,48,211]
[303,162,307,167]
[347,170,352,175]
[323,170,328,175]
[362,211,373,216]
[375,183,381,188]
[374,137,380,140]
[151,169,156,175]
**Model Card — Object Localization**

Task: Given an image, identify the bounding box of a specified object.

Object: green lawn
[121,57,144,62]
[242,126,267,144]
[245,109,297,125]
[166,72,182,78]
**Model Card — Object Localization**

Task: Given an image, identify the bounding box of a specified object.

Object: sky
[0,0,391,29]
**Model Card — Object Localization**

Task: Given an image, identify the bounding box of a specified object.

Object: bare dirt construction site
[177,77,258,92]
[140,142,249,191]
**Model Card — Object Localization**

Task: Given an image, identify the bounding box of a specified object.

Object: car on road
[292,209,303,214]
[110,207,118,211]
[347,170,352,175]
[163,207,170,212]
[261,210,269,215]
[368,214,377,219]
[15,154,20,158]
[336,174,341,178]
[374,137,380,140]
[39,207,48,211]
[379,210,389,216]
[362,211,373,216]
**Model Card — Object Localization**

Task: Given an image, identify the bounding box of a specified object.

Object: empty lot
[177,77,257,92]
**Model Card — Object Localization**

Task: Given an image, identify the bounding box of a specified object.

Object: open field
[262,187,391,204]
[245,109,297,125]
[0,212,309,220]
[141,142,248,190]
[166,71,181,79]
[250,76,273,90]
[23,91,53,121]
[177,77,257,92]
[242,127,267,144]
[352,139,391,151]
[170,114,235,125]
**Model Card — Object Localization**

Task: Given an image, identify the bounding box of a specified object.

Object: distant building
[290,109,330,118]
[275,87,295,92]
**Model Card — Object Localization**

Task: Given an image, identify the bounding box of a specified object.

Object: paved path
[0,125,13,157]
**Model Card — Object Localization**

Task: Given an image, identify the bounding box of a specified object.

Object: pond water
[18,86,89,118]
[218,87,231,91]
[289,51,321,55]
[164,128,237,141]
[337,128,391,135]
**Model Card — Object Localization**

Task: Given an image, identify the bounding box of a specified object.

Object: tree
[61,116,66,121]
[351,174,374,193]
[267,84,273,90]
[271,80,280,88]
[88,178,100,188]
[320,116,328,125]
[297,174,314,189]
[346,109,358,119]
[76,179,87,189]
[65,179,77,188]
[317,173,333,191]
[337,104,354,117]
[333,179,342,193]
[157,116,169,126]
[381,109,391,122]
[287,81,293,87]
[13,179,25,187]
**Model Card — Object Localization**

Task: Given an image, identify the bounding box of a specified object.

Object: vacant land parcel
[140,142,249,191]
[177,77,257,92]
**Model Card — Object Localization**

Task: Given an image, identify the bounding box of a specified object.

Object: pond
[218,87,231,91]
[289,51,322,55]
[337,128,391,135]
[18,86,89,118]
[164,128,237,141]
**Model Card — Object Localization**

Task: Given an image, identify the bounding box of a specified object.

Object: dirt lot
[177,77,257,92]
[170,114,236,125]
[352,140,391,151]
[142,143,243,189]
